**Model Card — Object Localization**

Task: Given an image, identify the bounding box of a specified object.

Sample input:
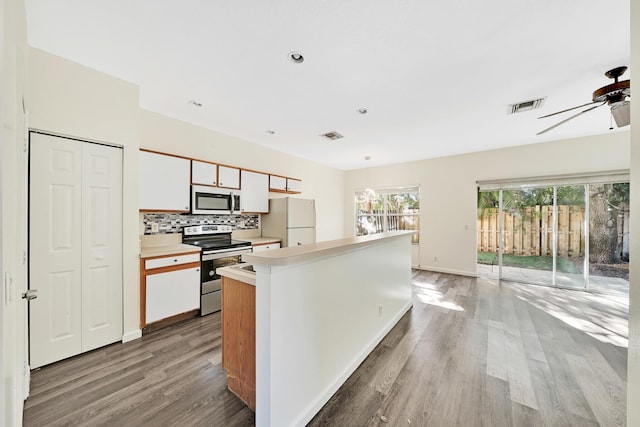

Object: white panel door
[29,133,123,368]
[29,133,83,368]
[81,142,123,351]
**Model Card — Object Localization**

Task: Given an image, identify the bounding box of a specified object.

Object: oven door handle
[202,248,253,261]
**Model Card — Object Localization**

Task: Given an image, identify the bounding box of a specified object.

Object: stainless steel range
[182,225,252,315]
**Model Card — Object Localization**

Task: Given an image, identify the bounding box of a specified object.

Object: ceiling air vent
[321,131,344,141]
[508,97,546,114]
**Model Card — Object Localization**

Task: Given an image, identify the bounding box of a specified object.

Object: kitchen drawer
[252,242,281,252]
[145,252,200,270]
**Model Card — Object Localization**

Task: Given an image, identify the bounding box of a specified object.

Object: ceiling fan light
[611,101,630,127]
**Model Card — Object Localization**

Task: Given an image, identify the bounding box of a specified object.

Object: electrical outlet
[434,256,437,262]
[151,222,159,233]
[378,305,383,317]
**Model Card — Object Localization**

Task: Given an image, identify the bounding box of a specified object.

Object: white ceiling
[24,0,630,170]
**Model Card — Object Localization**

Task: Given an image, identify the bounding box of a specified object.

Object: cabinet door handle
[220,182,224,186]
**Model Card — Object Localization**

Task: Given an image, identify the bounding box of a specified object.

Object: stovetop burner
[182,225,251,253]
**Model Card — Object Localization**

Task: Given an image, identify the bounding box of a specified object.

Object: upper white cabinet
[240,170,269,213]
[269,175,287,192]
[192,160,217,186]
[218,165,241,189]
[269,175,302,194]
[192,161,240,189]
[286,178,302,193]
[139,151,191,211]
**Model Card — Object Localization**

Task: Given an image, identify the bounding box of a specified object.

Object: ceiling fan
[537,66,631,135]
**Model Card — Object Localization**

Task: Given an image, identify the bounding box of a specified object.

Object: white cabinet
[269,175,287,192]
[144,253,200,269]
[192,161,240,189]
[252,242,281,252]
[145,267,200,324]
[192,160,217,186]
[142,251,201,326]
[287,178,302,193]
[139,151,191,211]
[241,170,269,213]
[218,165,241,189]
[269,174,302,194]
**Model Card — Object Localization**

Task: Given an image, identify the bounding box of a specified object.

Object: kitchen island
[218,231,413,427]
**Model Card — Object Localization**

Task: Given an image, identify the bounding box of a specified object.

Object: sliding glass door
[588,183,630,295]
[477,180,629,295]
[499,187,554,286]
[554,186,586,289]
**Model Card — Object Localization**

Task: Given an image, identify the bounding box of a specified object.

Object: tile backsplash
[142,213,259,235]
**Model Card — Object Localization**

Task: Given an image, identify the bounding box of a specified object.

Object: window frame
[354,186,420,243]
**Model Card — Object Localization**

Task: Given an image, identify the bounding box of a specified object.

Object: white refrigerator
[261,197,316,247]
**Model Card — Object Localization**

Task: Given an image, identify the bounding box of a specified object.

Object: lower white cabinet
[146,267,200,324]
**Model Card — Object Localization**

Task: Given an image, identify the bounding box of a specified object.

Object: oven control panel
[183,225,233,236]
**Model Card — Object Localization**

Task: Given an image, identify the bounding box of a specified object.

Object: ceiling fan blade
[537,102,606,135]
[538,101,600,119]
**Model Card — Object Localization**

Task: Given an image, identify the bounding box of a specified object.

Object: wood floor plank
[566,353,626,427]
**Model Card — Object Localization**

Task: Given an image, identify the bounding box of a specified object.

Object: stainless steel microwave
[191,185,241,215]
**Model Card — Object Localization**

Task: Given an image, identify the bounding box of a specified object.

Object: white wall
[628,0,639,424]
[138,110,345,243]
[2,0,27,425]
[344,132,630,276]
[27,47,142,338]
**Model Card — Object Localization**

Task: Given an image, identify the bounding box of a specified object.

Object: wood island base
[221,276,256,410]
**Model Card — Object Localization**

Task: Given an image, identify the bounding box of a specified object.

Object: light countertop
[217,264,256,286]
[243,231,414,267]
[245,236,281,246]
[140,244,201,259]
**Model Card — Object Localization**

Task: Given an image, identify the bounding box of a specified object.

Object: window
[355,187,420,243]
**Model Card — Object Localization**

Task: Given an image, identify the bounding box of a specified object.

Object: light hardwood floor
[23,270,628,426]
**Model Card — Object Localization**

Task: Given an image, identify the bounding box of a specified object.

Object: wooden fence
[477,205,585,258]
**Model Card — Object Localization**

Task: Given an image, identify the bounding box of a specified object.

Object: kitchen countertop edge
[218,265,256,286]
[140,244,202,259]
[244,236,282,245]
[243,231,414,267]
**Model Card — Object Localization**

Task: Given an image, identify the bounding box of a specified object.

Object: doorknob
[22,289,38,301]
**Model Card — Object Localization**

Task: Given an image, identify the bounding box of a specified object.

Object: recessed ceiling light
[189,100,203,107]
[289,51,304,64]
[358,108,368,115]
[265,130,276,134]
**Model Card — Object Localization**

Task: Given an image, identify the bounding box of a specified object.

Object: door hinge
[23,250,27,265]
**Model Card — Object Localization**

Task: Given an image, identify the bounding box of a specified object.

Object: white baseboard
[414,265,477,277]
[122,329,142,343]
